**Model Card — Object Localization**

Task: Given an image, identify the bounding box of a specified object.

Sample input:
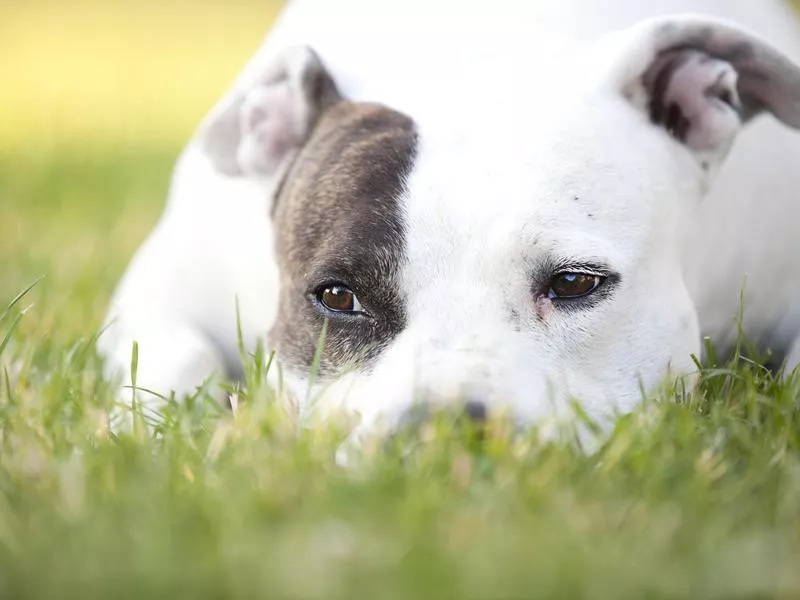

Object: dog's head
[192,16,800,442]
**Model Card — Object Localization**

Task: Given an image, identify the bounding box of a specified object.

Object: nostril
[462,399,488,425]
[388,398,491,456]
[459,399,489,444]
[394,397,490,440]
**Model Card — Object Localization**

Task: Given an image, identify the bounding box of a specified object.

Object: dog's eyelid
[553,268,607,280]
[305,268,358,295]
[551,261,613,277]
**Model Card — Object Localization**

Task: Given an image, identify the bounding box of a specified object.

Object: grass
[2,1,800,598]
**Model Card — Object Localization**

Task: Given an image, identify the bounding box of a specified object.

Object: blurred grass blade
[305,318,328,407]
[0,278,43,360]
[0,308,31,361]
[0,276,42,324]
[235,296,246,367]
[3,365,12,405]
[130,340,147,438]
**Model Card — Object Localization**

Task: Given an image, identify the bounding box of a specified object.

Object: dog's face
[197,16,800,446]
[269,93,702,432]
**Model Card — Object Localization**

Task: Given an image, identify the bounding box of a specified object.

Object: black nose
[386,398,490,457]
[396,397,489,438]
[462,399,488,425]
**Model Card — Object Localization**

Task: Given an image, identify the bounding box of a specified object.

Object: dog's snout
[396,396,489,437]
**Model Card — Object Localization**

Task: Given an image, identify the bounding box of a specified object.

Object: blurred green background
[1,0,283,342]
[3,6,800,599]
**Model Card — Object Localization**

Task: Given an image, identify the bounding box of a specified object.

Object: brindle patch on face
[269,101,417,378]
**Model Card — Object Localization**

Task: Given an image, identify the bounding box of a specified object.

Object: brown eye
[549,272,602,299]
[319,285,363,313]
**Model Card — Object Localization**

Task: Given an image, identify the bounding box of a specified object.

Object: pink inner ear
[237,84,304,176]
[240,86,287,133]
[663,53,743,152]
[257,121,295,168]
[201,46,342,178]
[245,105,269,131]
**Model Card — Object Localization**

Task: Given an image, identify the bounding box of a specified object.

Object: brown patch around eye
[269,101,417,377]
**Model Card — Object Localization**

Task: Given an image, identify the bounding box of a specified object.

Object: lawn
[2,2,800,598]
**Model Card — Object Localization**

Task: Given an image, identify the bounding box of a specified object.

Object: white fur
[100,0,800,447]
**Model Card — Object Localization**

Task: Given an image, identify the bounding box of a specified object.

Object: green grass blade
[0,276,43,324]
[0,309,28,360]
[305,318,328,407]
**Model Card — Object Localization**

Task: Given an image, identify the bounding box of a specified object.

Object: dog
[99,0,800,454]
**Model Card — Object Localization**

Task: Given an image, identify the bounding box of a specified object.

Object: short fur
[99,0,800,459]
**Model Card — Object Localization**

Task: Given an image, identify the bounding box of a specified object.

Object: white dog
[99,0,800,449]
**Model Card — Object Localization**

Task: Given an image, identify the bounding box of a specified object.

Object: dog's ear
[604,16,800,171]
[198,46,342,178]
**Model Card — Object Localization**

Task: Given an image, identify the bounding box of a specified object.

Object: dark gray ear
[611,16,800,166]
[198,46,342,177]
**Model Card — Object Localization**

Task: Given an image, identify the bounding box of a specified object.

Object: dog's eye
[548,272,603,299]
[318,285,363,313]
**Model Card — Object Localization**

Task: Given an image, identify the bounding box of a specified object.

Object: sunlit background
[1,0,283,341]
[3,5,800,597]
[2,0,283,150]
